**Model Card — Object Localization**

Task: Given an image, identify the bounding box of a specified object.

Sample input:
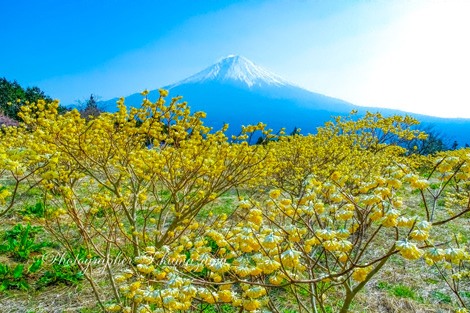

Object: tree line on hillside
[0,78,102,125]
[0,77,463,155]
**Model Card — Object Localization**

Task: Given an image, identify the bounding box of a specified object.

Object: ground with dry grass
[0,189,467,313]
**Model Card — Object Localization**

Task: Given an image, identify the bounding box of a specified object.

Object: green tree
[0,77,54,121]
[79,94,103,120]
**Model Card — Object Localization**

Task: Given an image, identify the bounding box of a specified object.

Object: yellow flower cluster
[351,266,372,282]
[2,95,470,312]
[396,240,423,260]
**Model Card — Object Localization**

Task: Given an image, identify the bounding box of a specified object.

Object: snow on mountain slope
[169,55,292,88]
[96,55,470,145]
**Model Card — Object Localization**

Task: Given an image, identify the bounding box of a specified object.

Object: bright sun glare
[361,0,470,118]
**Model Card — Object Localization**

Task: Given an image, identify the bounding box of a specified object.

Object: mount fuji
[169,54,290,88]
[100,55,357,134]
[98,55,470,145]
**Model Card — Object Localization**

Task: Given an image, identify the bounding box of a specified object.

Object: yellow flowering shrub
[111,148,469,312]
[0,92,275,309]
[1,95,469,312]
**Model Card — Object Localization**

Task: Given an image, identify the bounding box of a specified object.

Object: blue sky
[2,0,469,118]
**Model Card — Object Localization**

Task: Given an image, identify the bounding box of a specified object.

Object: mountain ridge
[98,55,470,146]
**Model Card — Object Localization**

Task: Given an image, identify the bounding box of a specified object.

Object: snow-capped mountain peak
[170,55,291,88]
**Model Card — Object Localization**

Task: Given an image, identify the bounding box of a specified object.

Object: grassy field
[0,185,468,313]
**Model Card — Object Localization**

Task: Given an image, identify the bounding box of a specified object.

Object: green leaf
[18,280,29,291]
[13,264,24,279]
[28,258,43,273]
[0,280,9,292]
[0,264,9,276]
[0,244,9,253]
[20,224,30,247]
